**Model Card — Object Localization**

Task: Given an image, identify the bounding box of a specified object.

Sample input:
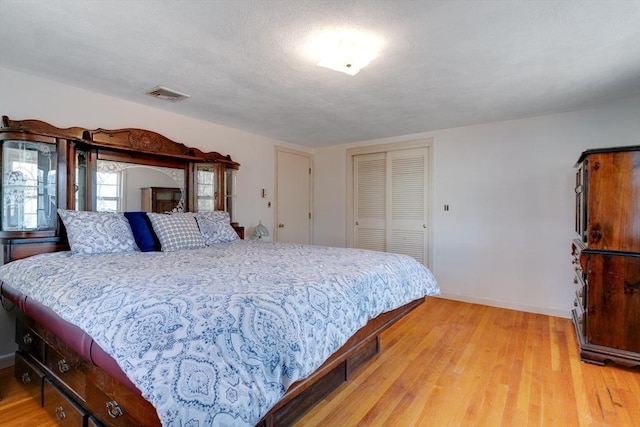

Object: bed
[0,118,439,426]
[1,240,438,425]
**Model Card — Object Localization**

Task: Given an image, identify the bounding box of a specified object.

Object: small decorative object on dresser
[572,145,639,367]
[253,220,269,240]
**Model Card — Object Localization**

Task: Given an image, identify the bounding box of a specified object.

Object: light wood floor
[0,298,638,426]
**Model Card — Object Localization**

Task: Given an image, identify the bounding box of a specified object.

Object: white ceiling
[1,1,639,147]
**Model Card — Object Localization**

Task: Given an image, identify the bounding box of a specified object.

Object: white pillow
[195,214,239,245]
[146,212,205,252]
[57,209,138,256]
[193,210,231,223]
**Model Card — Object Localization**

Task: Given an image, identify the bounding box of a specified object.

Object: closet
[350,142,431,267]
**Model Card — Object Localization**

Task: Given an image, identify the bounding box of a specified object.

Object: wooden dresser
[571,145,639,367]
[140,187,182,213]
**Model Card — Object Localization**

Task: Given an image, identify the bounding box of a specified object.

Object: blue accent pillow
[124,212,161,252]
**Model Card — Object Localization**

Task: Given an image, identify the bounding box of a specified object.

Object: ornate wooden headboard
[0,116,240,263]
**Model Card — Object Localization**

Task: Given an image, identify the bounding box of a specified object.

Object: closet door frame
[346,138,434,268]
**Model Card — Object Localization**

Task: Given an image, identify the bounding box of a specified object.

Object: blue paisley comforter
[0,241,439,426]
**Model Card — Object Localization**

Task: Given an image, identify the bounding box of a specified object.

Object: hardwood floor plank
[1,297,638,426]
[0,369,57,427]
[299,298,640,426]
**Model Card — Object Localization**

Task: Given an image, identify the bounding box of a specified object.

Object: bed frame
[0,117,425,426]
[3,272,423,426]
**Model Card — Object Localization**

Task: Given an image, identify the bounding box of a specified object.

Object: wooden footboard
[12,298,424,426]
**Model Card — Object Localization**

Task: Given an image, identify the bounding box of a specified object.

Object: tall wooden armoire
[572,145,639,367]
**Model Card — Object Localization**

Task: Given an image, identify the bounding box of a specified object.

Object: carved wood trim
[2,116,85,140]
[1,117,240,168]
[85,127,239,167]
[85,128,198,159]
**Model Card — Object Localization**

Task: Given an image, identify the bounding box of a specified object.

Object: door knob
[355,221,359,226]
[278,223,285,228]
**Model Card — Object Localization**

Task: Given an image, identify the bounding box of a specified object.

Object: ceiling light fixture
[308,30,382,76]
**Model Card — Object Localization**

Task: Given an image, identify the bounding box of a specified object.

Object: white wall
[314,96,640,319]
[0,66,310,367]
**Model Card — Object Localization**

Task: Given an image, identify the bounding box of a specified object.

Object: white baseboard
[0,352,14,369]
[436,293,572,319]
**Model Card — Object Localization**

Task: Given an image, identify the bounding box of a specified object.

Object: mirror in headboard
[96,160,185,213]
[0,116,240,253]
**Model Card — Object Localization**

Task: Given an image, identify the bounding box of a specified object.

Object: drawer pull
[55,405,67,420]
[57,359,70,373]
[23,333,33,345]
[106,400,124,418]
[21,372,31,385]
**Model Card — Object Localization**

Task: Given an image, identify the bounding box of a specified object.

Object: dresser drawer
[88,416,106,427]
[85,381,145,427]
[43,378,88,427]
[44,343,87,403]
[14,351,45,406]
[15,318,45,362]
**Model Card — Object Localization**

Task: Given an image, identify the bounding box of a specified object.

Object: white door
[386,147,429,265]
[353,152,386,252]
[276,148,312,244]
[353,147,429,266]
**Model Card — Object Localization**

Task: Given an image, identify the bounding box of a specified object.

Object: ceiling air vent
[145,86,191,102]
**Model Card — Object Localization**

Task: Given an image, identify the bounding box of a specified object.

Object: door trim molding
[275,146,314,243]
[346,138,434,268]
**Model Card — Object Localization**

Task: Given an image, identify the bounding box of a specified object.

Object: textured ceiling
[1,0,639,147]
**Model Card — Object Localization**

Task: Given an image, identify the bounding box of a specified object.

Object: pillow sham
[195,214,240,245]
[124,212,160,252]
[57,209,139,256]
[189,210,231,223]
[146,212,205,252]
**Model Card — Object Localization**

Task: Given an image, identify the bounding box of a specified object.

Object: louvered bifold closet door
[387,147,429,265]
[354,152,386,252]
